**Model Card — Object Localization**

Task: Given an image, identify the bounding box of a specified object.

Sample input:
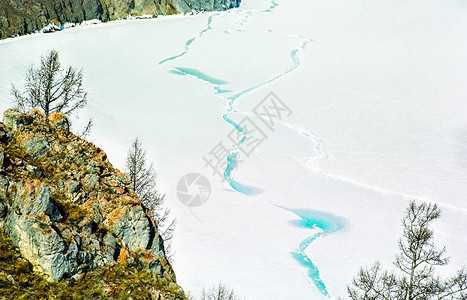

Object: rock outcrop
[0,108,181,298]
[0,0,241,39]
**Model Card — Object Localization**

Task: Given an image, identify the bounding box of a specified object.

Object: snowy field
[1,0,467,299]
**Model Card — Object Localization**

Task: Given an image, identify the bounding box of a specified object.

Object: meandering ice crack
[223,151,263,195]
[158,13,218,65]
[160,0,311,195]
[279,207,347,297]
[220,37,311,194]
[157,0,348,292]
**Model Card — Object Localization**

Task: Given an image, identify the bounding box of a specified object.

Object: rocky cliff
[0,0,240,39]
[0,109,185,299]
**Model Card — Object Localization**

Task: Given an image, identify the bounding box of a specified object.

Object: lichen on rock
[0,109,184,298]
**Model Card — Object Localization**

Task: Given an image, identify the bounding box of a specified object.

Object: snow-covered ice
[1,0,466,299]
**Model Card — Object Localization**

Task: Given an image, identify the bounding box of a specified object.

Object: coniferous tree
[125,138,175,257]
[200,282,242,300]
[12,49,87,117]
[12,49,92,136]
[348,201,467,300]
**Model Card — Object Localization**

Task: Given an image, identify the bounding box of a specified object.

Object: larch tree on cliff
[11,49,92,136]
[125,137,176,258]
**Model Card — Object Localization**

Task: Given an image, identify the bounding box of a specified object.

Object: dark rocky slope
[0,0,240,39]
[0,109,186,299]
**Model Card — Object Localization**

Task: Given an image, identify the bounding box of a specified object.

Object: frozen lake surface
[1,0,466,298]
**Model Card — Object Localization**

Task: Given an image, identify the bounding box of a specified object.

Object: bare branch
[348,200,466,300]
[11,49,88,119]
[124,138,176,261]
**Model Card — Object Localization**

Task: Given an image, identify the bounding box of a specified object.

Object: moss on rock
[0,228,186,299]
[0,109,186,299]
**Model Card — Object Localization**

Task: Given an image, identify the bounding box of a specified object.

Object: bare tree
[12,49,87,117]
[124,138,175,257]
[348,201,467,300]
[201,282,242,300]
[11,49,92,137]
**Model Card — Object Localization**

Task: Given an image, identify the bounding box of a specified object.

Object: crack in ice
[160,0,308,195]
[278,206,347,297]
[158,13,218,65]
[221,37,311,194]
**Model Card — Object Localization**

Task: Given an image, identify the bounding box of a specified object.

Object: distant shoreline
[0,10,223,45]
[0,0,240,40]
